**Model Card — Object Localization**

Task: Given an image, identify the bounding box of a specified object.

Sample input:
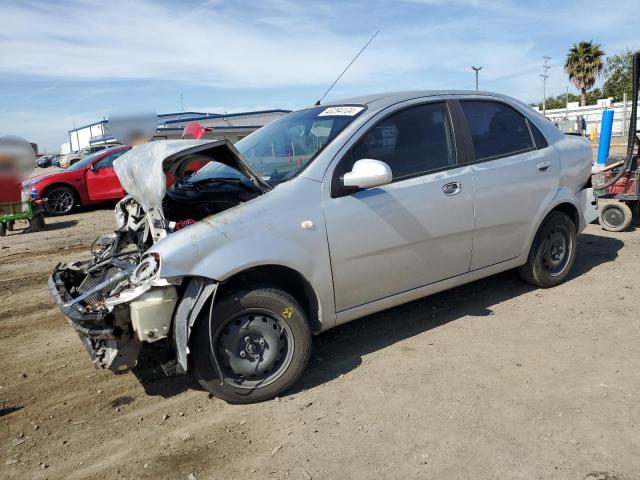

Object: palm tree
[565,41,605,106]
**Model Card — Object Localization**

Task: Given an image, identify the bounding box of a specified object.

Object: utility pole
[471,66,482,91]
[179,93,184,113]
[540,56,551,116]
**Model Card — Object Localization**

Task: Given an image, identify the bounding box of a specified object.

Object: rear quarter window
[528,121,549,149]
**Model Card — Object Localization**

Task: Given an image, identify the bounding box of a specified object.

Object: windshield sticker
[318,106,364,117]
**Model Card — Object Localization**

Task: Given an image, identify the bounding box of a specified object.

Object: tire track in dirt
[0,271,48,297]
[0,243,90,266]
[0,300,54,321]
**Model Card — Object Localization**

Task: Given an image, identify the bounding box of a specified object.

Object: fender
[149,178,337,332]
[520,185,589,262]
[172,276,217,372]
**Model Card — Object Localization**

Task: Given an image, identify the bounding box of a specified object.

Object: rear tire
[599,201,633,232]
[44,186,76,216]
[518,211,577,288]
[0,222,6,237]
[192,287,312,404]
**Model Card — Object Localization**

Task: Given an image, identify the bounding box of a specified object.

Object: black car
[36,154,62,168]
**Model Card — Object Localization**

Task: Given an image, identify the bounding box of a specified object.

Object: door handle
[442,181,462,196]
[537,161,551,172]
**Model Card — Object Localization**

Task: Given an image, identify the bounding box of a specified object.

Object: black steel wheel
[44,186,76,216]
[599,201,633,232]
[193,288,312,404]
[215,310,294,388]
[518,211,577,288]
[540,223,572,277]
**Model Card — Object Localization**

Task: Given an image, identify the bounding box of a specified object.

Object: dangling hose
[593,51,640,189]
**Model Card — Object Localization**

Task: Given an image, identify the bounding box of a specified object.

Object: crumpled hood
[113,139,270,211]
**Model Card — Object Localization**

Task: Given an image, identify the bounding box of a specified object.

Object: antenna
[315,30,379,106]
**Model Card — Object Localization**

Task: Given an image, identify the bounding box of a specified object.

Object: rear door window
[460,101,534,161]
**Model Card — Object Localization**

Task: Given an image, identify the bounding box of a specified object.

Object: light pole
[471,66,482,91]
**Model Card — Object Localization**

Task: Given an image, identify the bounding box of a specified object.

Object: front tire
[44,186,76,216]
[599,201,633,232]
[26,213,45,232]
[518,211,577,288]
[192,288,312,404]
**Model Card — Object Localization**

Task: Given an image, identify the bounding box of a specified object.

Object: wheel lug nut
[259,339,266,346]
[239,351,246,358]
[244,336,251,343]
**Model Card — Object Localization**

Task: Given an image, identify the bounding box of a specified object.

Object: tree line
[533,42,634,110]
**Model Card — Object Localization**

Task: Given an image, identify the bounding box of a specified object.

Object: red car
[23,146,131,215]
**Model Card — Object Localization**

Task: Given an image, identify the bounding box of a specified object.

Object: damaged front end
[48,139,265,373]
[48,218,179,371]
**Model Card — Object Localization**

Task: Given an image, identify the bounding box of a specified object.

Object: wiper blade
[189,177,243,185]
[187,176,260,193]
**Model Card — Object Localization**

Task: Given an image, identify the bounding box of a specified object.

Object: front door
[455,100,560,270]
[86,149,128,201]
[323,101,475,312]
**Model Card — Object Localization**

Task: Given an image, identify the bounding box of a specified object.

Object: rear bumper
[577,187,598,230]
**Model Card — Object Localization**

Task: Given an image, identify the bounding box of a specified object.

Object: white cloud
[2,0,638,98]
[398,0,509,8]
[0,0,414,89]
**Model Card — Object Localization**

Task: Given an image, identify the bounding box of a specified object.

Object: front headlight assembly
[130,253,161,285]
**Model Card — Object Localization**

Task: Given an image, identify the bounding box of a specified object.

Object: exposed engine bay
[163,158,261,223]
[48,139,267,372]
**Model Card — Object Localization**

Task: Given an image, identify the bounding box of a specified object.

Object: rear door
[454,99,559,270]
[85,149,128,201]
[323,101,475,311]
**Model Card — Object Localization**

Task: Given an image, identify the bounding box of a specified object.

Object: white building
[64,109,290,153]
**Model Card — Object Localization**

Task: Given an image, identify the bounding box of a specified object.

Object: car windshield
[66,149,112,171]
[188,105,364,185]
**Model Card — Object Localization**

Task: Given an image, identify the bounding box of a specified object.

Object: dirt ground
[1,204,639,480]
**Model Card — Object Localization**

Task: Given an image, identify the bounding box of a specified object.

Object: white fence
[536,100,639,138]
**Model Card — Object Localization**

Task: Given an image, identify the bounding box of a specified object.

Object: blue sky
[1,0,638,152]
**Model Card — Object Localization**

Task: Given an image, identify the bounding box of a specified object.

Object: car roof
[322,90,525,110]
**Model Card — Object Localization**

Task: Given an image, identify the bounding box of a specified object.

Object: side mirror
[342,159,392,190]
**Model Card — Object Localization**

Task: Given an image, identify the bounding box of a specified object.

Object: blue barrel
[596,110,614,166]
